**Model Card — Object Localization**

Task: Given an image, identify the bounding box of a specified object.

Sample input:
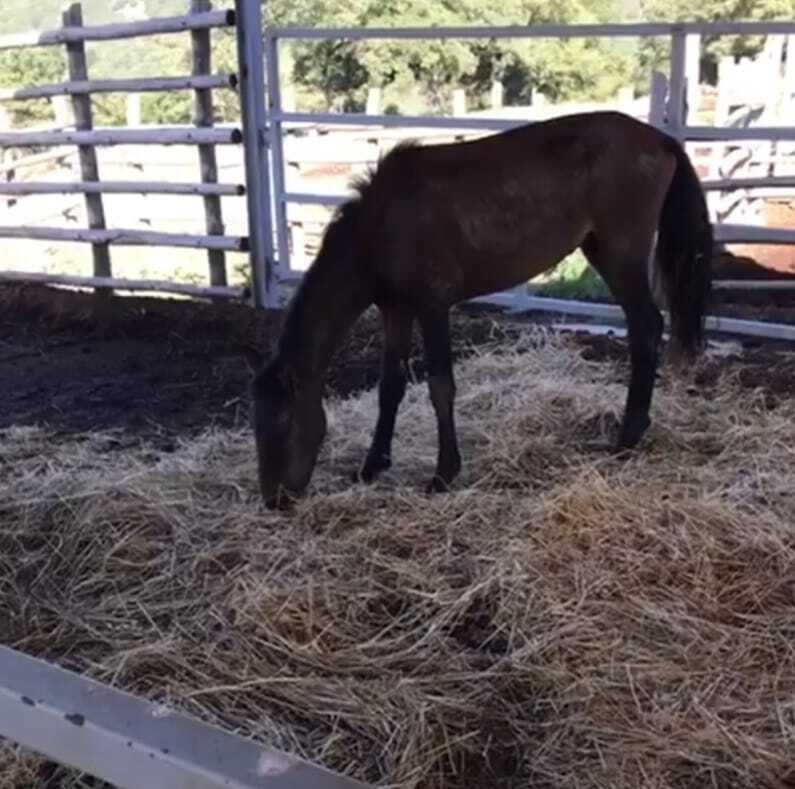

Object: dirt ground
[0,284,528,446]
[2,282,795,449]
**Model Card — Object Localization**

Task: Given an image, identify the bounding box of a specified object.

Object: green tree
[0,47,65,125]
[281,0,636,114]
[639,0,795,82]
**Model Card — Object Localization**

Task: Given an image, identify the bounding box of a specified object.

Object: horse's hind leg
[419,308,461,492]
[581,234,664,450]
[357,305,414,483]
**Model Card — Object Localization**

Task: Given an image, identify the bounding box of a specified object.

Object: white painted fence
[265,21,795,283]
[262,21,795,341]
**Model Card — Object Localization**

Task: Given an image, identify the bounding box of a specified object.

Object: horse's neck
[276,252,370,384]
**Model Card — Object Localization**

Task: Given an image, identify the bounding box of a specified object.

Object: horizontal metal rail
[0,270,245,298]
[276,279,795,341]
[278,187,795,249]
[475,294,795,342]
[524,279,795,292]
[716,224,795,244]
[687,125,795,142]
[0,226,247,251]
[277,110,528,131]
[279,110,795,143]
[0,74,237,102]
[0,646,371,789]
[0,10,236,51]
[283,190,347,206]
[0,180,245,196]
[269,20,795,41]
[702,176,795,191]
[713,279,795,290]
[0,126,243,147]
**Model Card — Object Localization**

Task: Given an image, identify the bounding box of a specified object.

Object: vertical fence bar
[62,2,112,292]
[648,71,668,128]
[191,0,227,287]
[667,27,687,140]
[265,31,290,274]
[234,0,277,308]
[685,33,701,122]
[787,35,795,100]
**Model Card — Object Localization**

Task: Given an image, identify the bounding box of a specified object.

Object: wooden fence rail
[0,10,235,50]
[0,270,245,298]
[0,225,247,250]
[192,0,227,286]
[0,0,243,296]
[0,127,242,146]
[0,74,237,101]
[0,180,244,196]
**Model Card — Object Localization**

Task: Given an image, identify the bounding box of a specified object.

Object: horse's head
[251,363,327,509]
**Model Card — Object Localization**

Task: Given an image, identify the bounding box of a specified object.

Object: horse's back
[367,111,672,198]
[359,111,678,304]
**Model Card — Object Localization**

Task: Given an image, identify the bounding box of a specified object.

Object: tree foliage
[0,47,65,125]
[0,0,792,125]
[283,0,634,112]
[638,0,795,79]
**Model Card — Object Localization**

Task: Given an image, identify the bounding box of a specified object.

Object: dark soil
[1,283,794,448]
[0,284,526,445]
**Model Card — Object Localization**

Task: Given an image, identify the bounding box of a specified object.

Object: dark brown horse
[252,111,712,507]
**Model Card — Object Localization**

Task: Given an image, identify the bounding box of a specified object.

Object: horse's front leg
[419,308,461,493]
[356,305,414,483]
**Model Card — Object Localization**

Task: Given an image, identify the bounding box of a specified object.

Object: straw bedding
[1,328,794,788]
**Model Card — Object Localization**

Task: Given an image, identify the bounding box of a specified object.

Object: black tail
[655,138,713,358]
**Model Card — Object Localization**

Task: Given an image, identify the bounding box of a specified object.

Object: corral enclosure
[2,3,795,788]
[2,284,795,788]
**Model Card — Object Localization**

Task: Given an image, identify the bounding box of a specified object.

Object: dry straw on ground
[1,328,794,788]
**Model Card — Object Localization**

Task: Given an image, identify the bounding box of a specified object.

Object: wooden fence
[0,1,248,300]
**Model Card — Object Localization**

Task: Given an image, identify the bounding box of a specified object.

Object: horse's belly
[456,231,586,301]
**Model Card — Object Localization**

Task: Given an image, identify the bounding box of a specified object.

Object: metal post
[235,0,277,308]
[648,71,668,129]
[667,27,688,140]
[265,32,290,274]
[685,33,701,122]
[787,35,795,100]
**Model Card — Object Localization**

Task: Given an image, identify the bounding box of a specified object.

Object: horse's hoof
[615,414,651,452]
[353,454,391,484]
[263,492,292,511]
[426,475,452,494]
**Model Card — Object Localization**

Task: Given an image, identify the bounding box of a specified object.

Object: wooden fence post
[490,81,503,110]
[62,2,112,290]
[452,88,466,116]
[126,93,142,126]
[191,0,227,287]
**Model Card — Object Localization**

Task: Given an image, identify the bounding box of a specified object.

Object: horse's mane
[288,138,423,296]
[274,141,423,368]
[347,138,421,204]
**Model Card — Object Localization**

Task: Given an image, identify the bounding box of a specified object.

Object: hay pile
[1,329,794,788]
